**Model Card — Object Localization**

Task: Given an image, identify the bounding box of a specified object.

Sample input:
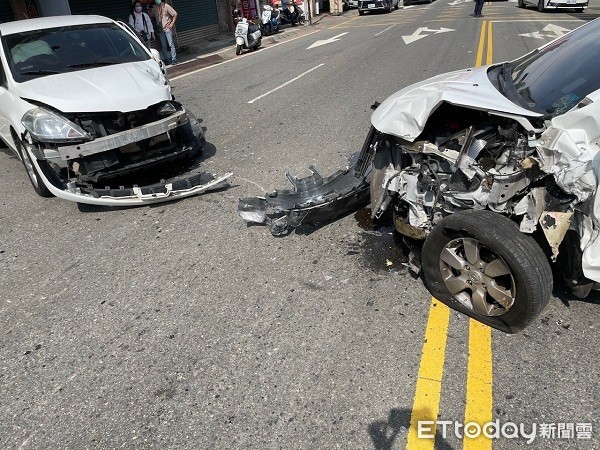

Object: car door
[0,54,16,152]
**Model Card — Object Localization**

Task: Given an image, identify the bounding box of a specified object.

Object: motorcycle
[279,1,306,26]
[260,5,281,36]
[234,17,262,55]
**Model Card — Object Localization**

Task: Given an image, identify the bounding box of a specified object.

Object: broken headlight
[22,108,91,143]
[157,101,177,116]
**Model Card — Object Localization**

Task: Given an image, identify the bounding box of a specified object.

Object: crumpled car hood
[13,60,170,113]
[371,65,542,141]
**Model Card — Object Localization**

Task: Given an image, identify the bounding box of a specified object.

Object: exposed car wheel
[537,0,545,11]
[358,9,364,14]
[236,44,242,55]
[14,135,53,198]
[518,0,525,7]
[422,210,552,333]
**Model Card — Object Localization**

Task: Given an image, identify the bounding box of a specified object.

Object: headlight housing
[157,101,177,116]
[21,108,91,143]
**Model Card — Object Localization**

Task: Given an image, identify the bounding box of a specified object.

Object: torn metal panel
[539,211,573,261]
[536,127,597,203]
[514,188,546,233]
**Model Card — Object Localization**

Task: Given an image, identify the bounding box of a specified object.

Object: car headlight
[21,108,91,143]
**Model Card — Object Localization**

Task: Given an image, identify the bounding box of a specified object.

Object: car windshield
[497,19,600,118]
[2,23,150,83]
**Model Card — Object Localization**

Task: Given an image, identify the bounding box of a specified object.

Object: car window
[1,23,150,83]
[505,20,600,117]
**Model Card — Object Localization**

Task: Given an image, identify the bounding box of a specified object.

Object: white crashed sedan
[240,18,600,333]
[0,15,231,206]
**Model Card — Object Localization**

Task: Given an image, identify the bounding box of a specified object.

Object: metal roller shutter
[172,0,218,32]
[68,0,131,22]
[171,0,220,47]
[0,0,15,22]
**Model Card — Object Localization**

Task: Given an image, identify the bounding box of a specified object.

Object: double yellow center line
[406,21,494,450]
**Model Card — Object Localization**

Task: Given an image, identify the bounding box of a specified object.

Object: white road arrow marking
[544,23,571,35]
[307,32,348,49]
[402,27,455,44]
[519,23,571,39]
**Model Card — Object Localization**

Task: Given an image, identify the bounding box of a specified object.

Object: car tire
[235,44,242,55]
[394,1,399,8]
[537,0,545,11]
[358,9,364,14]
[422,210,552,334]
[518,0,525,7]
[14,136,53,198]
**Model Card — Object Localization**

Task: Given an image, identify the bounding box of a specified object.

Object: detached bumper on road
[238,128,376,235]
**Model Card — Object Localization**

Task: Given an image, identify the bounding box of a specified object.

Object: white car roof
[0,15,115,36]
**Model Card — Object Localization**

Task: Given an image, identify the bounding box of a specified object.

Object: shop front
[0,0,223,46]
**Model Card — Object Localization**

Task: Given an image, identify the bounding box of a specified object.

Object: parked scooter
[260,5,281,36]
[234,18,262,55]
[278,0,306,26]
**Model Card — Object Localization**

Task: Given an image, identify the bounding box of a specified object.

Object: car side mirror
[150,49,161,62]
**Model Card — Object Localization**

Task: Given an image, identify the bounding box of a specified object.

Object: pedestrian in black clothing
[471,0,484,17]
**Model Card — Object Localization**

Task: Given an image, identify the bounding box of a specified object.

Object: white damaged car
[0,15,231,206]
[240,18,600,333]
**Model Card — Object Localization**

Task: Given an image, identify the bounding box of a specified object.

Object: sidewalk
[167,14,339,78]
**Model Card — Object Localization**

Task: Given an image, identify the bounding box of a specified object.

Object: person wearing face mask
[152,0,178,66]
[129,2,154,49]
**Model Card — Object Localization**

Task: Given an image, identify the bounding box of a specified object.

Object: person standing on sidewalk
[129,2,154,49]
[152,0,178,65]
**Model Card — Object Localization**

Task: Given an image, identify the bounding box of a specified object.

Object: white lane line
[374,24,397,36]
[171,29,321,81]
[247,63,325,104]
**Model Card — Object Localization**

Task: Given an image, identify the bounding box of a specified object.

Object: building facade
[0,0,229,47]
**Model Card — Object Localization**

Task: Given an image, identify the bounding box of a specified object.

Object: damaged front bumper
[238,127,376,235]
[30,144,232,205]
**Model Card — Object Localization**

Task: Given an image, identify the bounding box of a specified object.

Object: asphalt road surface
[1,2,599,449]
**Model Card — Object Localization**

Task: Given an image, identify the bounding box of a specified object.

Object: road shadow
[369,407,454,450]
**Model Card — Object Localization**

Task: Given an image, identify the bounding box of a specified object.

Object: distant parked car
[518,0,587,12]
[348,0,359,7]
[358,0,399,15]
